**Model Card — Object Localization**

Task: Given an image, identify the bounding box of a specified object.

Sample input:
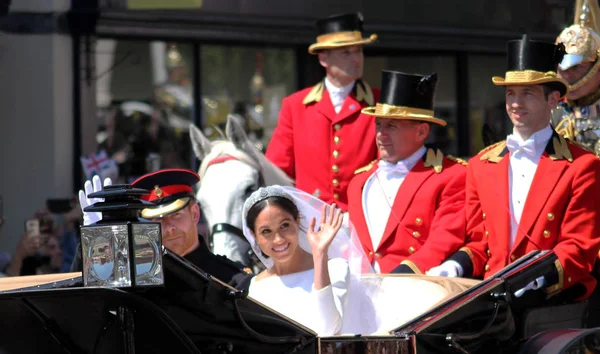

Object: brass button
[333,193,339,199]
[412,231,421,238]
[332,165,339,173]
[485,231,489,238]
[543,230,551,238]
[510,254,516,261]
[334,123,342,131]
[408,246,416,254]
[568,277,572,283]
[486,249,491,257]
[482,213,486,220]
[415,217,423,226]
[368,251,374,256]
[547,213,555,221]
[375,252,382,259]
[332,179,339,187]
[485,264,490,272]
[334,136,340,144]
[333,150,339,158]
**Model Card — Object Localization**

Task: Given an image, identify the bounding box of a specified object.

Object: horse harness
[203,154,266,246]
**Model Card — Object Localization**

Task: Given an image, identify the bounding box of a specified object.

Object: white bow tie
[506,135,537,157]
[378,161,409,179]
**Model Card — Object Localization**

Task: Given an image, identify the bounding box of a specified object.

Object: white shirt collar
[324,77,354,98]
[507,125,553,147]
[378,146,427,171]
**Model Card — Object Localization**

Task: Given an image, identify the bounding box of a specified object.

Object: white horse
[189,114,294,267]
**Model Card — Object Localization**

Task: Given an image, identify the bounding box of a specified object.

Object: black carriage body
[0,250,593,354]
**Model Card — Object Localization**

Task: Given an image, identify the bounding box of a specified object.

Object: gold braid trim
[373,103,434,117]
[400,260,423,275]
[479,141,507,162]
[316,31,364,44]
[545,259,564,298]
[354,160,377,174]
[446,155,468,166]
[504,70,558,81]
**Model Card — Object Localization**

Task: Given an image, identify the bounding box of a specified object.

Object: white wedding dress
[248,258,349,336]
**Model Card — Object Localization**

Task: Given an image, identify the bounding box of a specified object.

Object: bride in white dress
[242,185,373,336]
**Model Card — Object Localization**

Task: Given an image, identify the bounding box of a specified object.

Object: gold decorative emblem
[424,148,444,173]
[550,136,574,162]
[154,185,163,198]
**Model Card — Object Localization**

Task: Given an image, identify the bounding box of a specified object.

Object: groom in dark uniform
[73,169,249,285]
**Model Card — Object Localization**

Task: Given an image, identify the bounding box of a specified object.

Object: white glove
[78,175,112,226]
[514,276,545,298]
[426,260,464,277]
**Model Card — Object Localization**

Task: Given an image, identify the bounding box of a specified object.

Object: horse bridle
[205,154,266,246]
[211,222,246,241]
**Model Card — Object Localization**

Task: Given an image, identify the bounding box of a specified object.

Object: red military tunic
[347,149,467,274]
[265,80,379,211]
[449,133,600,300]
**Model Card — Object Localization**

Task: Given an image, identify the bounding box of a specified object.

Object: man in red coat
[265,12,380,211]
[347,70,467,274]
[428,35,600,302]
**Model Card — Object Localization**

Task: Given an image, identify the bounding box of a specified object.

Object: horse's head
[189,114,293,267]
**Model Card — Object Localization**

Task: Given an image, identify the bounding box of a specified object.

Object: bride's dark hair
[245,196,300,232]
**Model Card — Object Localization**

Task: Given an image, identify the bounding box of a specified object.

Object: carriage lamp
[80,184,164,288]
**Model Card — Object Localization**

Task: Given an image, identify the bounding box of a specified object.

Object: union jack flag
[80,150,119,181]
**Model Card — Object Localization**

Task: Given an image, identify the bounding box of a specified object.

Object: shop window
[363,55,458,155]
[94,40,194,183]
[200,45,297,151]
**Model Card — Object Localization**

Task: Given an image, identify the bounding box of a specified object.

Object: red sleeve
[265,96,296,179]
[550,156,600,296]
[407,165,467,272]
[460,162,490,278]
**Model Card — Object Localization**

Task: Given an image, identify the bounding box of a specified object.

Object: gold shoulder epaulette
[446,155,468,166]
[549,135,574,162]
[479,141,507,162]
[478,141,503,155]
[355,80,375,106]
[424,148,444,173]
[302,82,324,105]
[354,160,377,174]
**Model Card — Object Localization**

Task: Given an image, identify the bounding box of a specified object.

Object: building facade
[0,0,575,251]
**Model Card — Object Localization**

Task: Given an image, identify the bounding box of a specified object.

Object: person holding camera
[5,218,62,276]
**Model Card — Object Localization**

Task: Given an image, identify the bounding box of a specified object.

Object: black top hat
[492,35,569,97]
[308,12,377,54]
[316,13,365,35]
[362,70,446,126]
[131,168,199,219]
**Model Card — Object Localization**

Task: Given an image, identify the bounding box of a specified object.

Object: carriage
[0,247,596,354]
[2,114,595,353]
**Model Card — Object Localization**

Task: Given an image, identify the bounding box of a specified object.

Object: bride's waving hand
[307,204,344,256]
[307,203,343,290]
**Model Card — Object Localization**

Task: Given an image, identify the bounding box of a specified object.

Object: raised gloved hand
[426,260,464,277]
[78,175,112,226]
[514,276,545,298]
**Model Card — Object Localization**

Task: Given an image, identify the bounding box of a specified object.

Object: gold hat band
[374,103,434,117]
[316,31,364,44]
[504,70,557,82]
